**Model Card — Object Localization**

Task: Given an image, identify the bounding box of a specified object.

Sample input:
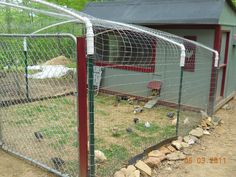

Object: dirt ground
[0,150,56,177]
[155,99,236,177]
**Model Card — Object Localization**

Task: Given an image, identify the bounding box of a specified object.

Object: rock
[126,165,136,176]
[182,149,192,155]
[167,145,176,152]
[159,146,171,154]
[212,116,221,126]
[167,112,175,119]
[181,142,189,148]
[95,150,107,162]
[183,135,199,144]
[172,140,182,150]
[189,127,204,138]
[144,122,151,128]
[171,118,177,125]
[134,170,140,177]
[120,168,127,174]
[144,157,161,168]
[164,167,172,171]
[114,171,125,177]
[148,150,166,160]
[135,160,152,176]
[222,104,231,110]
[166,151,186,161]
[203,130,210,135]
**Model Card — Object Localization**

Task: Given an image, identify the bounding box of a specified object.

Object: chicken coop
[0,1,219,177]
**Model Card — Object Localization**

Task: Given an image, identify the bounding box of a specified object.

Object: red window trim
[183,36,197,72]
[95,32,156,73]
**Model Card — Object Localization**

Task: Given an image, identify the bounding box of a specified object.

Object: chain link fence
[0,34,79,177]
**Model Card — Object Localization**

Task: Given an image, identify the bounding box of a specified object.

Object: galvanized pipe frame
[0,33,80,177]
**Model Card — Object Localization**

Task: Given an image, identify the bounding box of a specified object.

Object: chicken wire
[0,1,219,177]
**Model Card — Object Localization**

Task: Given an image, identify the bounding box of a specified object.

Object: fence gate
[0,34,81,177]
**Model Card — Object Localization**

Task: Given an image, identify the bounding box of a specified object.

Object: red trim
[77,37,88,177]
[220,32,230,96]
[208,25,221,114]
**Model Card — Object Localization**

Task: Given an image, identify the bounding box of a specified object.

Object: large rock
[126,165,136,176]
[114,171,125,177]
[159,146,171,154]
[172,140,182,150]
[189,127,204,138]
[167,145,177,152]
[148,150,165,160]
[183,135,199,145]
[135,160,152,176]
[166,151,186,161]
[95,150,107,162]
[144,157,161,168]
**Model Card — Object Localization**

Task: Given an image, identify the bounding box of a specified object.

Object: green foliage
[46,0,88,11]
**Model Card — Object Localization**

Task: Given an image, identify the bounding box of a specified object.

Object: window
[94,30,156,73]
[183,36,197,72]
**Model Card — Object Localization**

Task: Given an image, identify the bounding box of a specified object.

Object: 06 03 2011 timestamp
[184,157,226,164]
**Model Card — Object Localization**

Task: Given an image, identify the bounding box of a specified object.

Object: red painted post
[208,25,221,115]
[77,37,88,177]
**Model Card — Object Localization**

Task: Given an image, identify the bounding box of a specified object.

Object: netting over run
[0,1,218,177]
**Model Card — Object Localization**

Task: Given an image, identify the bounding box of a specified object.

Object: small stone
[181,142,189,148]
[148,150,165,160]
[144,157,161,168]
[159,146,171,154]
[135,160,152,176]
[164,167,172,171]
[203,130,210,135]
[167,145,176,152]
[172,140,182,150]
[95,150,107,162]
[220,120,224,124]
[182,148,192,155]
[189,127,204,138]
[166,151,186,161]
[114,171,125,177]
[222,104,231,110]
[183,135,199,145]
[212,116,221,125]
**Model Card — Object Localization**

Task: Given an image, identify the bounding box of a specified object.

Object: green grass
[134,122,161,133]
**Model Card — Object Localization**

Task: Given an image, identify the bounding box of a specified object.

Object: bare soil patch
[154,99,236,177]
[0,150,56,177]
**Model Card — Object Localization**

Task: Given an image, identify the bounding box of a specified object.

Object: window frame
[94,30,156,73]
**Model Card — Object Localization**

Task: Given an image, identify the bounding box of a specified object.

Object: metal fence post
[88,55,95,177]
[77,37,88,177]
[176,67,184,136]
[23,37,29,100]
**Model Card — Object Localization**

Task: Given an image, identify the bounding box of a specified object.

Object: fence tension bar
[77,37,88,177]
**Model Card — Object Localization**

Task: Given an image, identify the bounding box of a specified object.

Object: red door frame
[220,31,230,97]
